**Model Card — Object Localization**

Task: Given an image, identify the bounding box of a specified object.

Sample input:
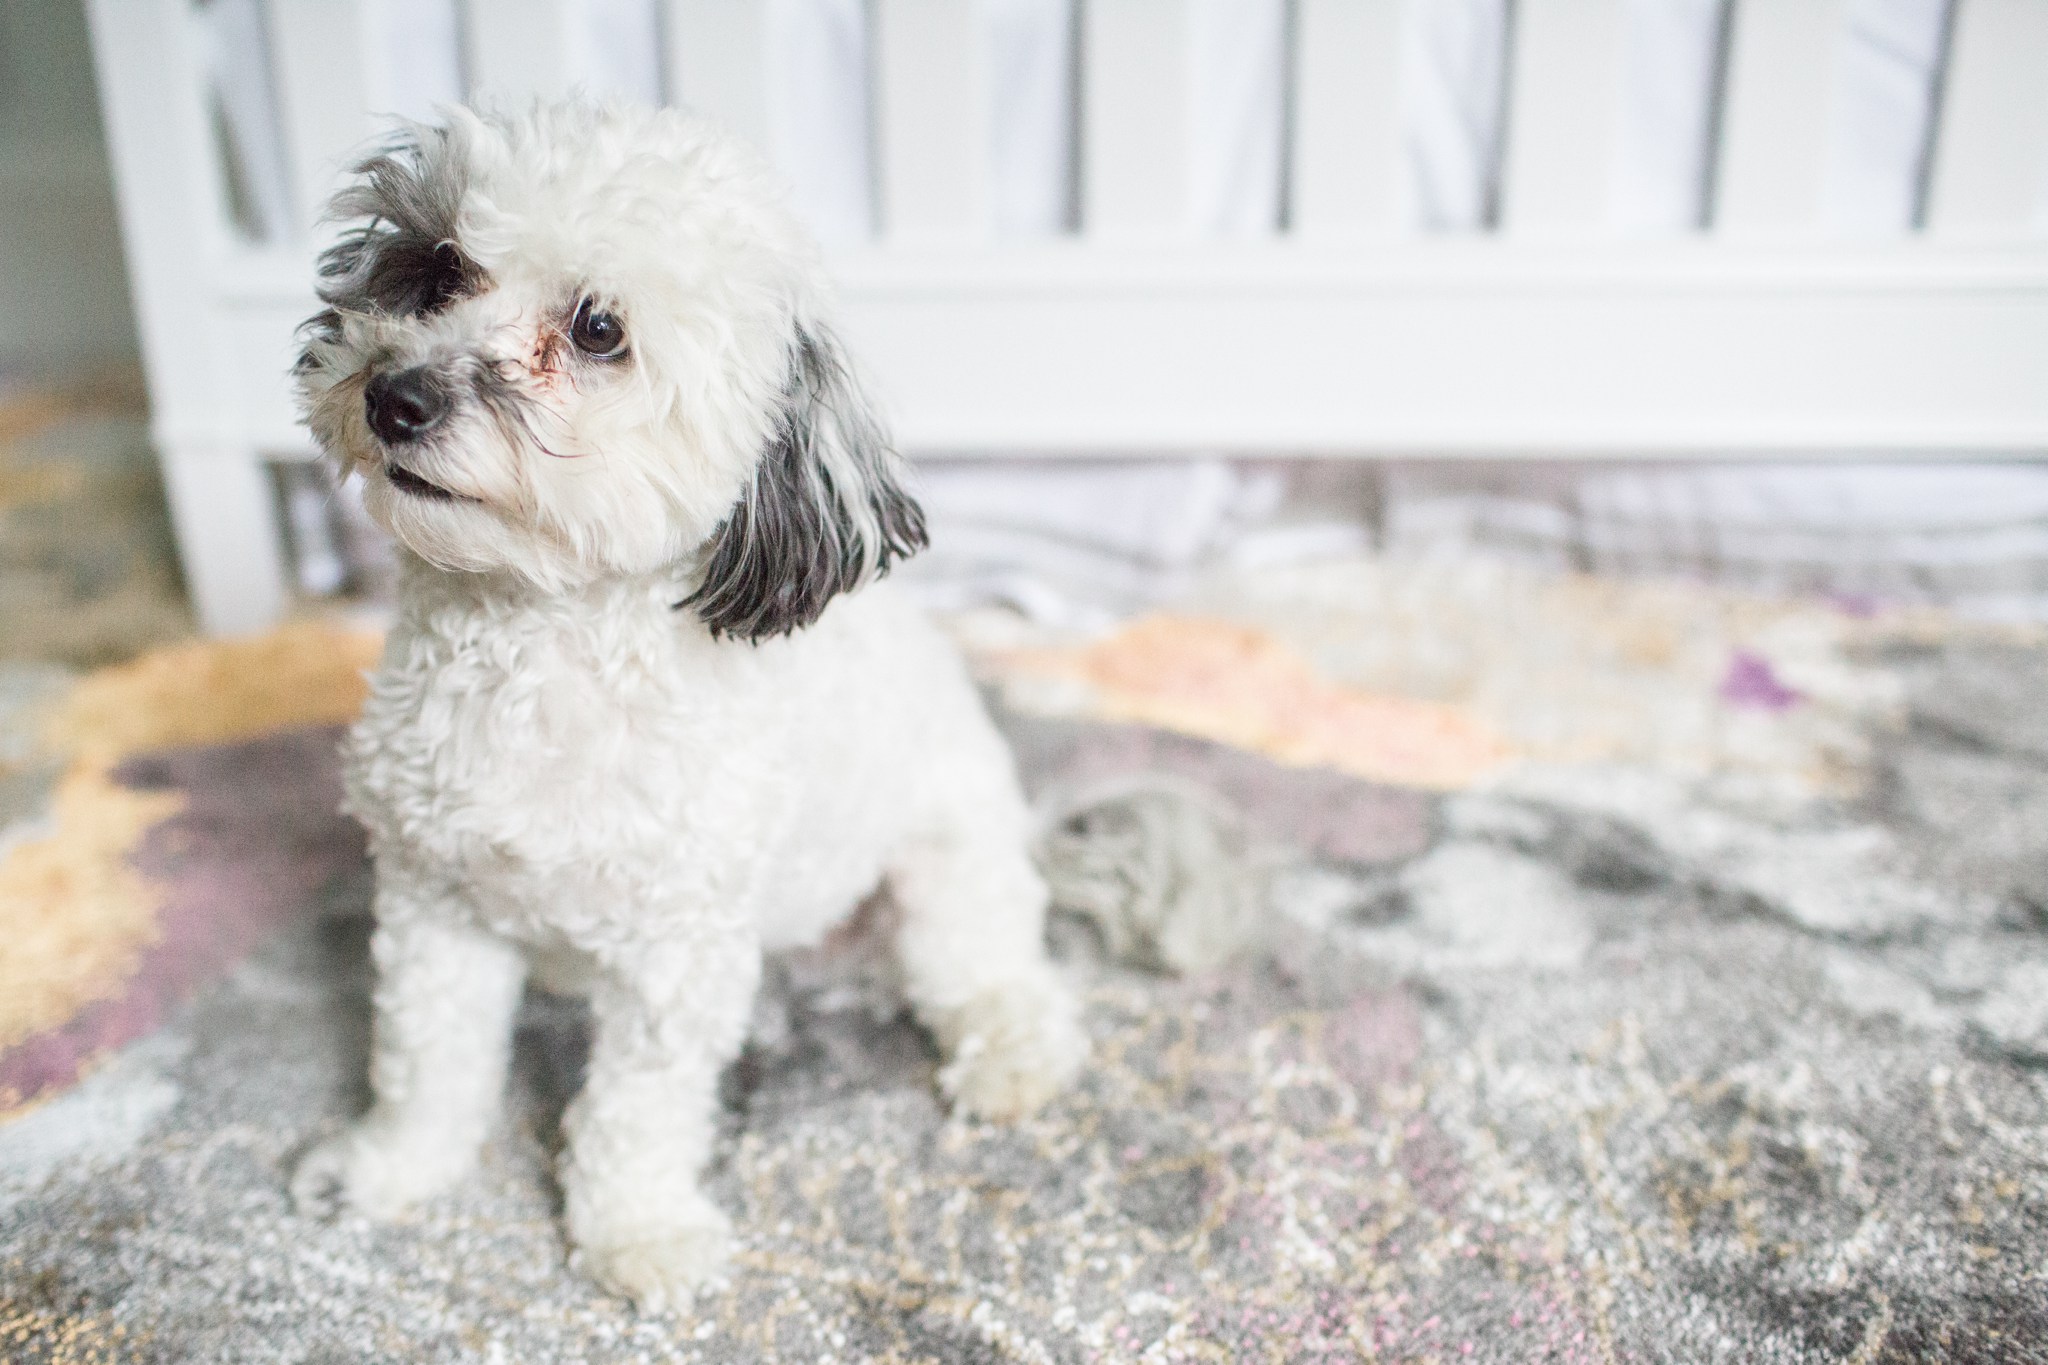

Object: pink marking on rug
[1719,649,1802,711]
[1324,989,1424,1100]
[0,725,364,1110]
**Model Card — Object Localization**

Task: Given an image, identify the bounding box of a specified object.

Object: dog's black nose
[364,367,450,445]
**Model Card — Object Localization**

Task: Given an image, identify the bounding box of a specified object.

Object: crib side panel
[833,251,2048,455]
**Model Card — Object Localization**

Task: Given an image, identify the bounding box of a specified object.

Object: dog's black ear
[682,324,927,641]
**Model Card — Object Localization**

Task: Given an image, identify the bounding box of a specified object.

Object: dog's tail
[1032,775,1264,974]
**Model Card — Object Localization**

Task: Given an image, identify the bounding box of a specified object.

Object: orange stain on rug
[43,622,383,764]
[997,615,1516,791]
[0,767,182,1058]
[1,623,382,1064]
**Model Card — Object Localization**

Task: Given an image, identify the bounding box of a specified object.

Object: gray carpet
[4,639,2047,1363]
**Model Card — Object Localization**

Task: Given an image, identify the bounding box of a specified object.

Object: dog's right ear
[682,324,927,642]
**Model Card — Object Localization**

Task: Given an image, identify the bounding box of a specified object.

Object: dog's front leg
[294,901,528,1218]
[561,929,759,1311]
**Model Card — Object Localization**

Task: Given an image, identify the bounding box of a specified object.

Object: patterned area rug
[3,595,2047,1363]
[0,372,189,670]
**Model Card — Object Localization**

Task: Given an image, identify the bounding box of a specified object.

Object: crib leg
[155,439,291,635]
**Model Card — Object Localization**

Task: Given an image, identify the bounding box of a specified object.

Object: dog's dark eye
[570,299,626,358]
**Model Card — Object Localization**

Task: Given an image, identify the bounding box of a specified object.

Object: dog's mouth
[384,462,474,502]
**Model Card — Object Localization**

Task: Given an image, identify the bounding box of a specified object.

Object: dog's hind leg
[293,895,528,1219]
[888,826,1087,1121]
[559,926,760,1311]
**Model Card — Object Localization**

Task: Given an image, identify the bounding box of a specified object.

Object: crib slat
[265,0,376,232]
[874,0,987,240]
[463,0,579,105]
[1926,0,2048,237]
[578,0,664,104]
[1082,0,1189,237]
[1713,0,1848,233]
[661,0,772,150]
[1499,0,1630,234]
[1292,0,1406,238]
[1185,0,1287,236]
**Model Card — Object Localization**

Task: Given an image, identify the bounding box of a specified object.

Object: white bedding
[1378,461,2048,623]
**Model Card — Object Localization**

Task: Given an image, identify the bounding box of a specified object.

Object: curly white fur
[287,103,1084,1310]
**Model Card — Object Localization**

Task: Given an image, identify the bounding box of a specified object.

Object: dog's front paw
[574,1203,731,1313]
[936,977,1087,1122]
[291,1119,471,1221]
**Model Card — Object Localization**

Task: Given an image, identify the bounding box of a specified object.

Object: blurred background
[4,0,2047,658]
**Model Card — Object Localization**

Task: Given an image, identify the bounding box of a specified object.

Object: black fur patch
[292,308,343,373]
[314,127,485,319]
[683,327,927,642]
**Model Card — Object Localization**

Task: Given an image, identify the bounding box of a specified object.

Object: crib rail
[85,0,2048,632]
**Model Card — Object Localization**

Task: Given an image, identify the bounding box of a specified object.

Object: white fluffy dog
[288,102,1085,1309]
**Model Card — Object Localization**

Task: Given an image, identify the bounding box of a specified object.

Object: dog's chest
[345,592,776,912]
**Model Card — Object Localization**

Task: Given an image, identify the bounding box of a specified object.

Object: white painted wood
[87,0,233,442]
[874,0,988,240]
[1292,0,1408,238]
[1714,0,1850,234]
[827,244,2048,454]
[661,0,773,149]
[87,0,294,631]
[265,0,377,232]
[1927,0,2048,237]
[463,0,580,106]
[1082,0,1189,237]
[157,440,293,635]
[1500,0,1630,234]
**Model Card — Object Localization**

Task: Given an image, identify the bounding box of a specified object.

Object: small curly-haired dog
[289,103,1085,1310]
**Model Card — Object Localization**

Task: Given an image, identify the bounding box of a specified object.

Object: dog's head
[295,103,924,639]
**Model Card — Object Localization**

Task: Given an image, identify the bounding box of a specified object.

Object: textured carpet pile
[2,583,2046,1361]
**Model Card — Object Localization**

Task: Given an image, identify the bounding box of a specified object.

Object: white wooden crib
[85,0,2048,634]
